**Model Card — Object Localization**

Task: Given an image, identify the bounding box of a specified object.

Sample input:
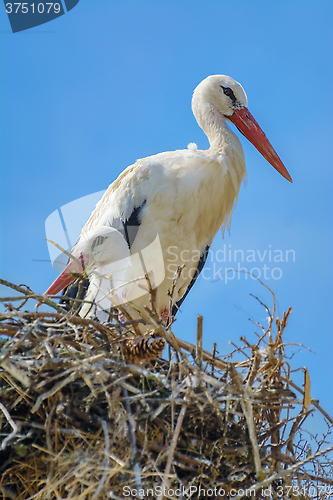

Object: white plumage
[44,75,292,325]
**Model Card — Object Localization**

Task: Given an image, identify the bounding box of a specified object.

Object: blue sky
[1,1,332,419]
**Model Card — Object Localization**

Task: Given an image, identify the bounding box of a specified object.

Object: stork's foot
[161,307,169,324]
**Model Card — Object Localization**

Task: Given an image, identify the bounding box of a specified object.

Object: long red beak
[229,107,292,183]
[43,259,84,298]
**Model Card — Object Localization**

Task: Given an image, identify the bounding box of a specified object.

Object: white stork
[44,75,292,326]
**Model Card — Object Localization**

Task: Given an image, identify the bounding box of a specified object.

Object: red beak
[229,107,292,183]
[43,258,85,298]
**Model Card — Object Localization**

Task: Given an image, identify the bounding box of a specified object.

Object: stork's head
[192,75,248,119]
[192,75,292,182]
[43,226,130,299]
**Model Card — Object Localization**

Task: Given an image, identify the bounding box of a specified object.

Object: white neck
[192,89,235,147]
[193,98,246,167]
[191,93,247,224]
[204,107,234,153]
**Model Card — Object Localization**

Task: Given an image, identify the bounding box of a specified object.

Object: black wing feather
[171,245,210,317]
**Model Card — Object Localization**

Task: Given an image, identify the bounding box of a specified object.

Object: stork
[43,75,292,326]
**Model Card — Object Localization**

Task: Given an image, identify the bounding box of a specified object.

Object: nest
[0,278,332,500]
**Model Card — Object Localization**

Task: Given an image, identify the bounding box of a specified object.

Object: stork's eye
[221,86,237,103]
[91,235,108,251]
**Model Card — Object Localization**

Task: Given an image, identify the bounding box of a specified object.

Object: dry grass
[0,277,332,500]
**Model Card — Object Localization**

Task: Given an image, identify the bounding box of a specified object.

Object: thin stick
[145,271,158,316]
[122,387,142,493]
[92,420,110,498]
[0,278,65,312]
[167,265,185,325]
[157,389,190,499]
[196,315,203,370]
[45,238,82,268]
[241,396,262,477]
[211,342,217,376]
[0,403,19,450]
[286,378,333,425]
